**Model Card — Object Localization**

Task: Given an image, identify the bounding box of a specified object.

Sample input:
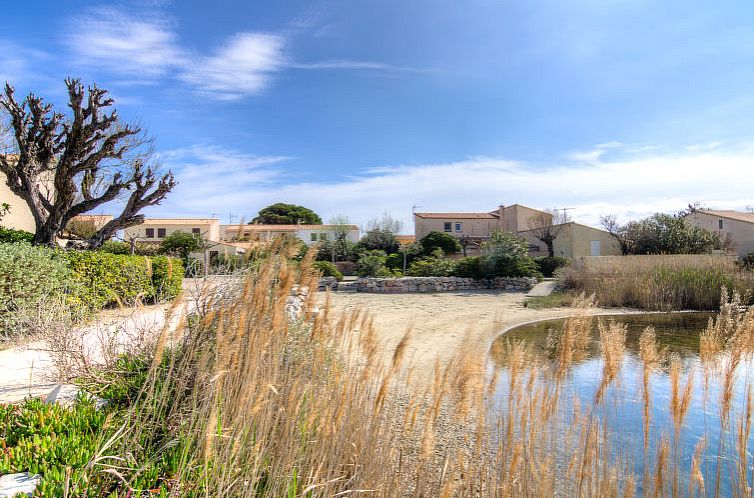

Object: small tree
[0,79,175,247]
[419,231,462,255]
[328,214,353,262]
[366,212,403,234]
[251,203,322,225]
[600,214,633,255]
[160,231,204,260]
[527,209,567,258]
[481,230,538,277]
[356,229,400,254]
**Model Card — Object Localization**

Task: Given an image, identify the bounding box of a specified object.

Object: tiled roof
[138,218,219,225]
[225,224,359,231]
[413,212,498,219]
[695,210,754,224]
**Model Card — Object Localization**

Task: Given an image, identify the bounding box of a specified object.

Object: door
[590,240,601,256]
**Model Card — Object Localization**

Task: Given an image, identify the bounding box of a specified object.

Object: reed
[560,254,754,310]
[79,244,754,497]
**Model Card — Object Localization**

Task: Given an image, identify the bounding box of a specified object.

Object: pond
[487,312,754,496]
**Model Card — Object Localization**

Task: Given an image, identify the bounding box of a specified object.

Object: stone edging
[319,276,538,293]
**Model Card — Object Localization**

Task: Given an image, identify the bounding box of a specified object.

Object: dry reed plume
[84,244,754,497]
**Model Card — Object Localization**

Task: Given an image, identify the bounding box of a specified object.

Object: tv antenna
[557,207,575,221]
[412,204,423,213]
[228,212,237,225]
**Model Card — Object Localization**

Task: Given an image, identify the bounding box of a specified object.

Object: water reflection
[487,312,753,496]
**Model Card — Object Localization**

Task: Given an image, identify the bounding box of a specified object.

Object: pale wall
[124,220,220,242]
[413,216,499,240]
[685,212,754,258]
[0,179,35,232]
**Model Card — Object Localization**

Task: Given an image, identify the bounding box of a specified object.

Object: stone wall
[318,276,538,293]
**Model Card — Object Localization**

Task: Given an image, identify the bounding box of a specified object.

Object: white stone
[0,473,41,497]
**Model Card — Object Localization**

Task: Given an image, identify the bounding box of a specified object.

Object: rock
[0,473,41,497]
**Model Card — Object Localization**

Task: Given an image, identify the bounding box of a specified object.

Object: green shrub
[0,243,72,338]
[99,240,131,254]
[62,251,155,309]
[419,231,462,255]
[453,256,484,279]
[356,250,388,277]
[313,260,344,280]
[151,255,184,300]
[385,252,404,270]
[0,227,34,244]
[534,256,568,277]
[406,257,458,277]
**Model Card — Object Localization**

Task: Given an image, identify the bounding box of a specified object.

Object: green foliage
[356,229,399,255]
[0,243,72,337]
[252,203,322,225]
[534,256,568,277]
[313,260,343,280]
[385,252,404,270]
[453,256,484,279]
[62,251,155,309]
[419,231,462,255]
[356,250,389,277]
[151,255,184,300]
[160,230,203,260]
[0,227,34,243]
[741,252,754,270]
[481,230,539,277]
[0,396,109,497]
[406,257,458,277]
[0,202,9,221]
[315,239,357,262]
[98,240,131,254]
[620,213,720,255]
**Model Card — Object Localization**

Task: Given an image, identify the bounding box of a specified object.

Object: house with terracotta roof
[684,209,754,258]
[414,204,620,258]
[123,218,221,243]
[221,223,360,245]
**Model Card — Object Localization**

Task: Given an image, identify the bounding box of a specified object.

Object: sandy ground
[323,290,624,378]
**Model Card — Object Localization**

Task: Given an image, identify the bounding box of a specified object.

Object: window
[455,222,462,233]
[444,222,452,232]
[145,228,154,238]
[719,219,724,230]
[310,233,318,242]
[320,233,328,241]
[192,227,201,235]
[157,228,166,238]
[528,244,541,252]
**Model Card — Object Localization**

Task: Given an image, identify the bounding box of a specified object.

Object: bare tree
[328,214,353,262]
[599,214,632,255]
[527,209,567,257]
[0,78,175,247]
[366,212,403,234]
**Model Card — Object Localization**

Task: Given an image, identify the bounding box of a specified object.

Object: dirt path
[324,290,629,379]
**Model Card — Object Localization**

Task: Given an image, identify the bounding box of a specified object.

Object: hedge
[0,243,183,338]
[0,227,34,244]
[0,243,71,336]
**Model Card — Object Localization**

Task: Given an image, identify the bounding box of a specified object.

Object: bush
[534,256,568,277]
[742,252,754,270]
[63,251,155,309]
[313,260,343,280]
[0,243,72,338]
[335,261,357,276]
[356,230,399,255]
[98,240,131,254]
[385,252,404,270]
[356,250,389,277]
[453,256,484,279]
[160,231,203,260]
[0,227,34,244]
[150,255,183,300]
[419,231,462,255]
[406,257,458,277]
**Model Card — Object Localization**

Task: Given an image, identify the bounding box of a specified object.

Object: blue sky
[3,0,754,231]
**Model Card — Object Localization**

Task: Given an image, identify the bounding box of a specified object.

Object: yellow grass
[94,244,754,496]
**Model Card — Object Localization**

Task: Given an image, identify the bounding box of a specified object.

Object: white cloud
[64,8,422,100]
[178,33,286,100]
[0,41,51,87]
[138,145,754,233]
[66,7,186,76]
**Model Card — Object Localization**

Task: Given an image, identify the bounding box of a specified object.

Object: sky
[3,0,754,232]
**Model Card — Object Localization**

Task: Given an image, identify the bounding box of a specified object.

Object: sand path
[324,290,629,377]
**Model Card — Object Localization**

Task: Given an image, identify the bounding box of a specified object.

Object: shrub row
[0,243,183,339]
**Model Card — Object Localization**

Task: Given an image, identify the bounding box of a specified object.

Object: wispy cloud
[63,7,420,100]
[0,41,51,87]
[178,33,286,100]
[139,144,754,231]
[66,7,186,76]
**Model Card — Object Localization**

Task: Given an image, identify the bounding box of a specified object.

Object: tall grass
[560,254,754,310]
[75,246,754,496]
